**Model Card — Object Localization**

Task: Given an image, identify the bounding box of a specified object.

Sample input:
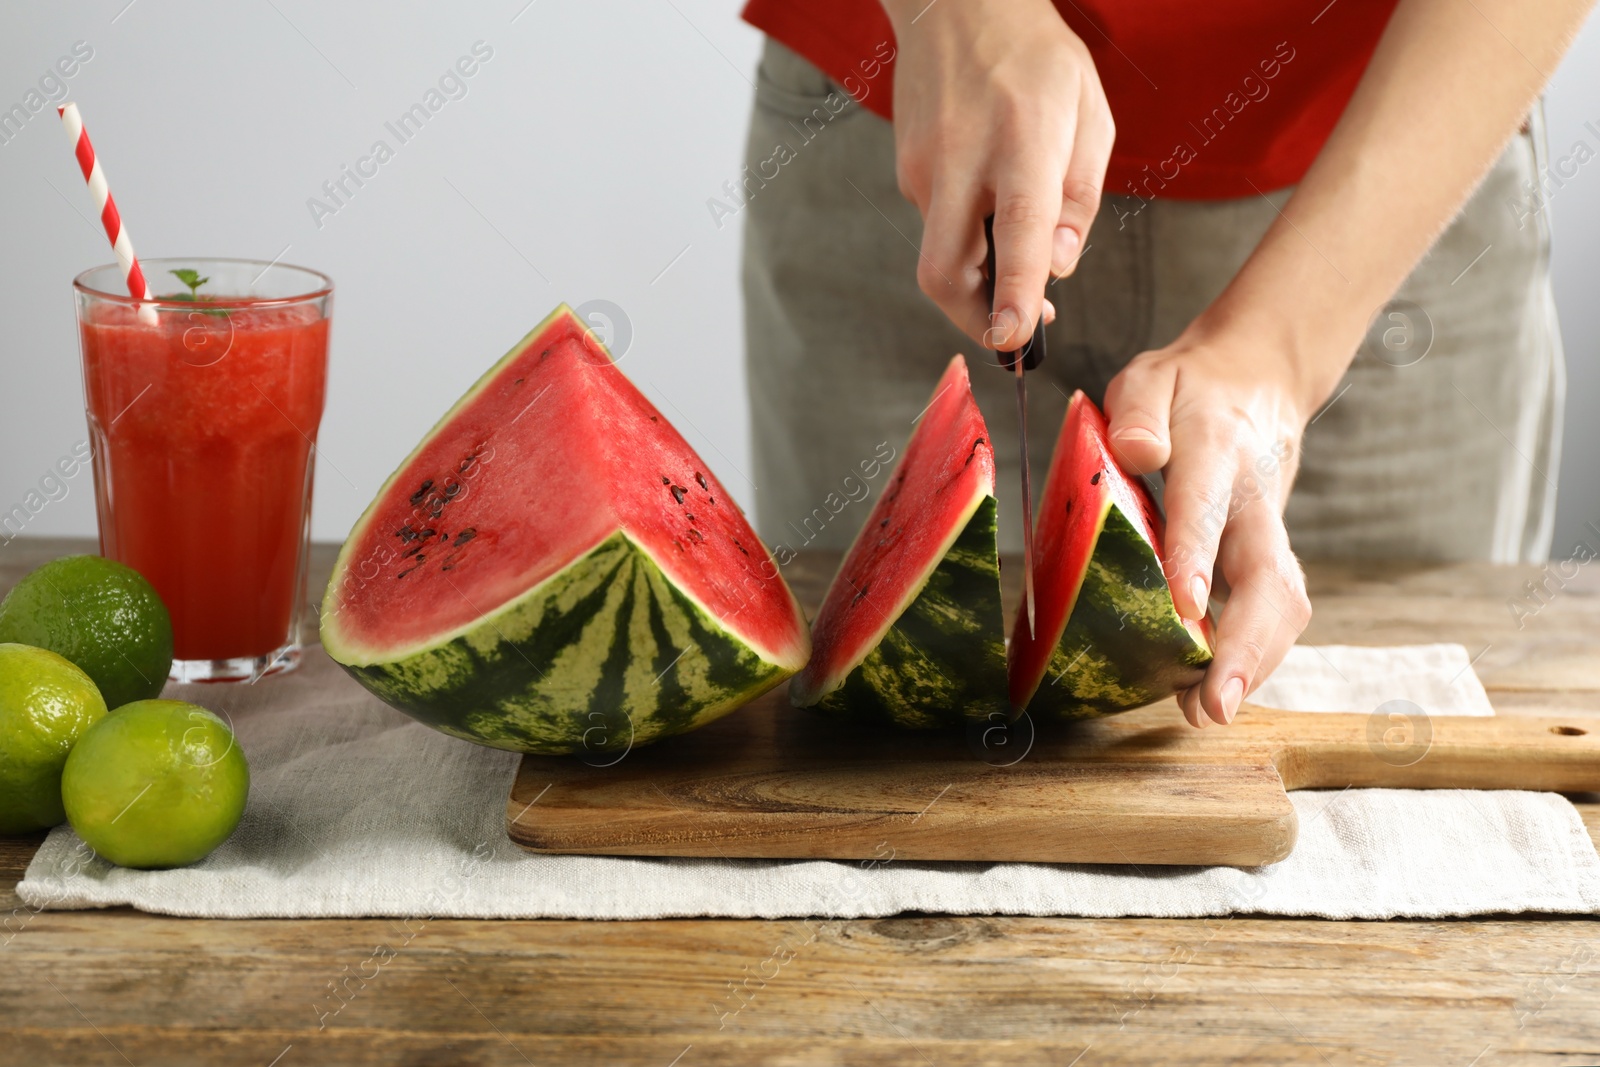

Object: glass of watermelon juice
[74,258,332,683]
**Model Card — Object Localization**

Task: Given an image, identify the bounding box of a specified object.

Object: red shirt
[741,0,1398,200]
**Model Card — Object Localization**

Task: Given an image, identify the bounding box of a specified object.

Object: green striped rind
[1028,502,1212,720]
[804,496,1008,729]
[335,532,793,754]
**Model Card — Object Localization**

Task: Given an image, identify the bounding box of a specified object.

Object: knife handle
[982,214,1046,372]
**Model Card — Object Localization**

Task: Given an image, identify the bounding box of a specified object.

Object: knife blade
[983,214,1044,639]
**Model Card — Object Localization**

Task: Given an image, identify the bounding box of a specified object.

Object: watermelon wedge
[790,356,1008,728]
[1009,390,1213,718]
[320,305,810,755]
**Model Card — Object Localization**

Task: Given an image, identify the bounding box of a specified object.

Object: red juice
[79,298,329,665]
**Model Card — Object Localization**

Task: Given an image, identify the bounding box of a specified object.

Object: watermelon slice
[1009,390,1213,718]
[320,305,810,755]
[790,356,1008,728]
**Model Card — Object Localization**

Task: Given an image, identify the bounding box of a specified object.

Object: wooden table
[3,538,1597,1066]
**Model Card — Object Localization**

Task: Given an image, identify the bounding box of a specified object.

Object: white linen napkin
[17,643,1600,919]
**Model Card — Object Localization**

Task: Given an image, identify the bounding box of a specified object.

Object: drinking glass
[75,258,332,682]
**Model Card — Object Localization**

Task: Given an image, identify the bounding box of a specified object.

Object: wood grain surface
[2,538,1598,1066]
[508,698,1599,866]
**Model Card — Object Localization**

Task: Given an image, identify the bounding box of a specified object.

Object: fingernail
[1221,677,1244,724]
[1114,428,1159,444]
[1189,575,1209,616]
[1053,227,1081,273]
[989,307,1020,349]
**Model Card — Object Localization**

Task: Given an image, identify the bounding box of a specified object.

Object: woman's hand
[1104,0,1592,726]
[884,0,1589,728]
[883,0,1112,351]
[1103,322,1315,728]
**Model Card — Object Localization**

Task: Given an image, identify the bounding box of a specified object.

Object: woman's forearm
[1202,0,1593,416]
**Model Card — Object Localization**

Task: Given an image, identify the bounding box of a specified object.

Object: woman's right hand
[883,0,1114,351]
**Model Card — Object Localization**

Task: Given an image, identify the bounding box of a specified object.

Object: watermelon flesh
[1008,390,1213,718]
[790,356,1008,728]
[321,305,810,754]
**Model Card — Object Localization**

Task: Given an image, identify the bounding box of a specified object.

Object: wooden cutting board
[505,688,1600,867]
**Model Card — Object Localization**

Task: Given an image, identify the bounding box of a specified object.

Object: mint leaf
[170,268,209,297]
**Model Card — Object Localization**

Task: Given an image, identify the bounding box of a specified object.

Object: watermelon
[1009,390,1213,718]
[789,356,1008,728]
[320,305,810,755]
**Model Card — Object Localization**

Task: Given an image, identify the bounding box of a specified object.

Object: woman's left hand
[1102,321,1316,728]
[1090,0,1596,726]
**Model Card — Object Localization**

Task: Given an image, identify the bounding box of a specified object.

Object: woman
[737,0,1589,727]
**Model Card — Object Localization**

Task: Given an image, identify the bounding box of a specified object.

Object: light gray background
[1,1,1596,558]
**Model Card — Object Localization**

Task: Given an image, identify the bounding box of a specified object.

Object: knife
[983,214,1044,640]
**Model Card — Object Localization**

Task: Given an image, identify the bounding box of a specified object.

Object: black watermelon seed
[453,528,476,546]
[670,485,687,505]
[1091,471,1102,485]
[409,481,434,506]
[688,529,704,542]
[695,472,708,490]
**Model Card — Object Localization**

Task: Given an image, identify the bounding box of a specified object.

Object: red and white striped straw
[58,102,158,325]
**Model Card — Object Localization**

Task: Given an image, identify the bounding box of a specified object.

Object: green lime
[0,643,108,834]
[0,555,173,710]
[61,699,248,869]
